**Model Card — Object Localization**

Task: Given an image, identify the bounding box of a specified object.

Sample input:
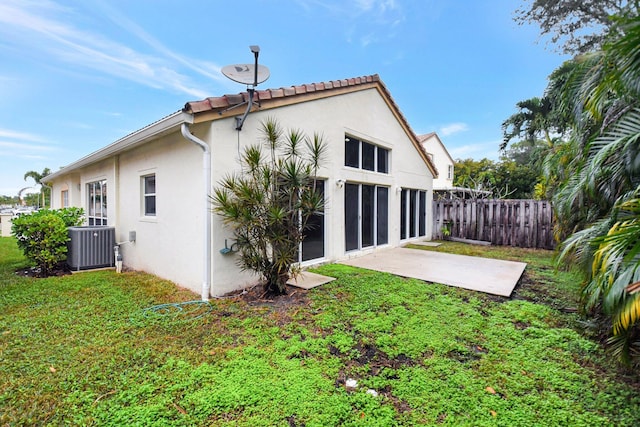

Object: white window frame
[87,180,107,226]
[344,136,390,174]
[142,174,156,217]
[345,183,389,252]
[400,188,427,240]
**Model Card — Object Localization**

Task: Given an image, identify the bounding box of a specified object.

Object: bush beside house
[11,208,84,276]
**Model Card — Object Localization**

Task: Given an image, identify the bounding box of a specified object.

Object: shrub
[11,208,85,276]
[54,207,85,227]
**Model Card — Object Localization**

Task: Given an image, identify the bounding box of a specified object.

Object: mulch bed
[222,282,311,310]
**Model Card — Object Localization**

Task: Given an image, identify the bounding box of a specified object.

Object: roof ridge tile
[184,74,381,114]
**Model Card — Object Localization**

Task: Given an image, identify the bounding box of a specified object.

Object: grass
[1,237,639,426]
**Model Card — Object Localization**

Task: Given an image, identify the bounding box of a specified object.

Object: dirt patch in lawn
[15,262,71,278]
[511,269,578,312]
[332,340,417,414]
[223,282,312,312]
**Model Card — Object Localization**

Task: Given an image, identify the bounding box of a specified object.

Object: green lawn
[1,237,639,426]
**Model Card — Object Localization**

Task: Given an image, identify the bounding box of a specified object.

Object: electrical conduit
[180,123,211,301]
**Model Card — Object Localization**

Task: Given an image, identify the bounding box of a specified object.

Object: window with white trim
[142,174,156,216]
[61,190,69,207]
[345,136,389,173]
[447,164,454,180]
[87,180,107,225]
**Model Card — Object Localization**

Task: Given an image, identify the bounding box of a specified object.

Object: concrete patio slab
[287,271,336,290]
[339,247,526,297]
[409,241,442,247]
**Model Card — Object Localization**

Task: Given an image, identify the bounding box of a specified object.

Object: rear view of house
[44,74,437,298]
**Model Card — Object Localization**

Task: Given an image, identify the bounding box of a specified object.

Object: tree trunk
[263,269,289,296]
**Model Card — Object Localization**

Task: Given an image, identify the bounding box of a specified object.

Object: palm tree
[501,97,556,151]
[23,167,51,208]
[501,67,580,201]
[554,14,640,363]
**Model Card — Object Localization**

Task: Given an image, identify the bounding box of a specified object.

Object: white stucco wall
[113,131,208,292]
[48,132,211,294]
[202,87,434,294]
[421,134,454,189]
[47,86,434,297]
[0,214,12,236]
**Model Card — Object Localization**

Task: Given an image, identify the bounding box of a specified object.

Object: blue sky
[0,0,569,197]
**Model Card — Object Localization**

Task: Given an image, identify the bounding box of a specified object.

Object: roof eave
[44,111,193,183]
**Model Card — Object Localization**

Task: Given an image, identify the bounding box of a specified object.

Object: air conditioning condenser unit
[67,226,116,271]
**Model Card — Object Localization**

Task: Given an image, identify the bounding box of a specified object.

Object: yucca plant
[212,118,326,295]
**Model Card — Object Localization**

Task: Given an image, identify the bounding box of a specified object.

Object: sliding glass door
[400,188,427,240]
[345,183,388,252]
[301,180,325,262]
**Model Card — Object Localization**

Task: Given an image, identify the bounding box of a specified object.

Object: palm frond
[260,117,283,152]
[305,132,327,174]
[283,128,304,159]
[606,15,640,99]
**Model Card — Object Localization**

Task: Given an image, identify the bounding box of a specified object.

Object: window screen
[345,137,360,168]
[361,185,375,247]
[345,183,359,251]
[377,148,389,173]
[362,142,375,171]
[376,187,388,245]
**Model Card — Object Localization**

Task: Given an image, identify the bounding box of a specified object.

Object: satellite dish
[221,45,270,131]
[222,64,270,86]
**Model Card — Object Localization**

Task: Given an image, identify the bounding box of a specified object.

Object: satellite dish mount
[221,45,270,131]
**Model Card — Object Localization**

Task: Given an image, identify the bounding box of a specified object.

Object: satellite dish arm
[235,88,254,131]
[253,48,259,86]
[236,46,260,131]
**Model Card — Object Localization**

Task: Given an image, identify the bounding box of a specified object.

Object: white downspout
[180,123,211,301]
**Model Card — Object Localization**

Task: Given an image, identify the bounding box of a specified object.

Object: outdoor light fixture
[336,179,345,188]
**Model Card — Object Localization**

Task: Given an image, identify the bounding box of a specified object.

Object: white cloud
[0,0,214,99]
[439,122,469,136]
[0,128,56,161]
[360,33,377,47]
[0,141,56,152]
[94,1,224,84]
[0,153,48,161]
[294,0,403,46]
[0,129,47,143]
[356,0,398,13]
[449,140,500,160]
[356,0,376,11]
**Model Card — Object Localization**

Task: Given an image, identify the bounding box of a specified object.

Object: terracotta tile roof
[184,75,380,114]
[183,74,437,177]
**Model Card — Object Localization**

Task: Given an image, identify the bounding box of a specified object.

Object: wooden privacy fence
[433,199,555,249]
